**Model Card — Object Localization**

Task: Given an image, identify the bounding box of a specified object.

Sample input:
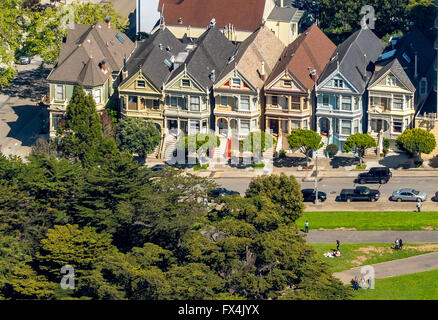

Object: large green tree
[396,128,437,159]
[287,129,324,166]
[56,86,120,168]
[344,133,377,165]
[116,117,161,161]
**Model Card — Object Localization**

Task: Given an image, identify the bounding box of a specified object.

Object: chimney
[414,52,418,79]
[122,54,128,79]
[280,0,284,7]
[100,59,108,74]
[105,16,111,29]
[260,61,265,80]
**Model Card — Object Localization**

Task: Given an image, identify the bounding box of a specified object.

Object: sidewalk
[333,252,438,284]
[304,231,438,243]
[188,165,438,179]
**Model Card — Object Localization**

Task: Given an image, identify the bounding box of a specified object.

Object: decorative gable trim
[317,70,359,94]
[265,69,307,93]
[214,69,257,93]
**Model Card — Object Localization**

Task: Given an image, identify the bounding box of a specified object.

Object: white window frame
[341,96,352,111]
[181,79,191,87]
[231,77,241,88]
[240,120,250,136]
[341,120,351,135]
[55,85,64,101]
[240,95,250,111]
[322,94,329,106]
[386,76,396,87]
[93,89,101,104]
[392,95,403,110]
[190,96,200,111]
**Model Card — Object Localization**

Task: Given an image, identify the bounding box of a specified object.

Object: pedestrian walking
[395,239,399,250]
[417,201,421,212]
[305,221,309,233]
[336,240,340,251]
[399,238,403,250]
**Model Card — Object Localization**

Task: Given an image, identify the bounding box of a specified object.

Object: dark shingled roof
[267,6,298,22]
[120,27,186,90]
[318,28,384,94]
[369,58,416,92]
[48,22,134,87]
[167,27,237,90]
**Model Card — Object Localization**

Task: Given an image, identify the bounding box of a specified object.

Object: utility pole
[310,67,319,205]
[314,152,318,205]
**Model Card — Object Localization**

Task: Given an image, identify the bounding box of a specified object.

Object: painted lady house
[367,28,435,144]
[118,27,185,135]
[213,26,285,140]
[162,25,236,136]
[264,24,336,142]
[315,27,384,152]
[47,21,134,137]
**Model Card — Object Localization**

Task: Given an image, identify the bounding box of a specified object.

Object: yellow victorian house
[118,27,186,134]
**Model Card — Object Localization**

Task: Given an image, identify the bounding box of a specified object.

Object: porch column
[288,96,291,111]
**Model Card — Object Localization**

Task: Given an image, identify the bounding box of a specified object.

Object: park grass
[352,269,438,300]
[311,243,438,273]
[297,211,438,231]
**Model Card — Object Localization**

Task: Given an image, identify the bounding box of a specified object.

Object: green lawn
[297,211,438,231]
[311,243,438,273]
[353,269,438,300]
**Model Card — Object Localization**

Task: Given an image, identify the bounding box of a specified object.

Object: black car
[208,188,240,199]
[301,189,327,203]
[358,167,392,184]
[150,164,167,172]
[340,186,380,202]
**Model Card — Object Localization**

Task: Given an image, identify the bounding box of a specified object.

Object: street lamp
[309,67,319,205]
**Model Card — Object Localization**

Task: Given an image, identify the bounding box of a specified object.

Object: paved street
[215,176,438,210]
[0,57,49,160]
[333,252,438,284]
[304,231,438,243]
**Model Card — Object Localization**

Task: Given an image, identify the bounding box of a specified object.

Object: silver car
[392,188,427,202]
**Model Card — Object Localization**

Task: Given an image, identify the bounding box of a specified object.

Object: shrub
[279,150,286,158]
[326,144,339,158]
[253,162,265,169]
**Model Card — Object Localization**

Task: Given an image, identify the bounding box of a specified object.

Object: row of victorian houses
[47,2,437,158]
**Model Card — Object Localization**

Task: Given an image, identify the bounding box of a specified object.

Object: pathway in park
[304,231,438,243]
[332,252,438,284]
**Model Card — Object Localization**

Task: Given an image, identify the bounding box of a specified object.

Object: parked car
[208,188,239,200]
[150,164,167,172]
[301,189,327,203]
[391,188,427,202]
[340,186,380,202]
[357,167,392,184]
[20,55,31,65]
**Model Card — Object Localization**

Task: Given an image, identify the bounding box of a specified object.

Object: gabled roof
[266,24,336,91]
[377,27,435,88]
[157,0,268,31]
[167,27,237,90]
[120,27,186,90]
[318,28,384,93]
[216,26,285,89]
[369,58,416,92]
[48,22,135,87]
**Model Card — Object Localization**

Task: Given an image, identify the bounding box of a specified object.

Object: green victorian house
[46,21,134,137]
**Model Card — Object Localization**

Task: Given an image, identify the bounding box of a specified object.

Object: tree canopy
[344,133,377,164]
[287,129,324,165]
[396,128,437,158]
[116,117,161,159]
[0,152,351,300]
